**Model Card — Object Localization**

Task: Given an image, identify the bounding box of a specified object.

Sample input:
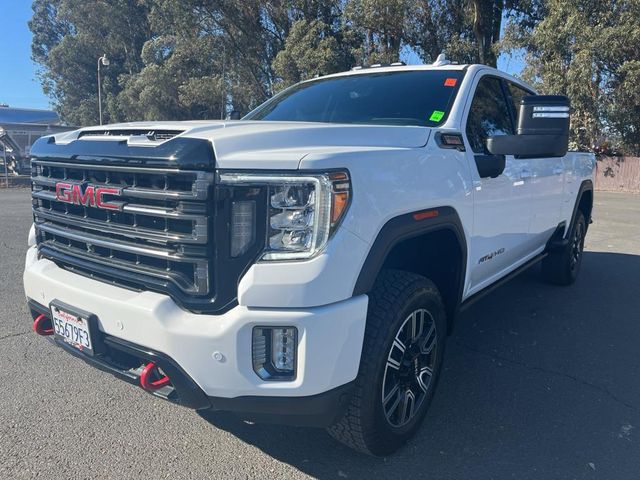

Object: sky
[0,1,51,109]
[0,1,524,111]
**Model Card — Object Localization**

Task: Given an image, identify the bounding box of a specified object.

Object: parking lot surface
[1,188,639,479]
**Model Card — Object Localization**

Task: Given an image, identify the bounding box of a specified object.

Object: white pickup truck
[24,59,595,455]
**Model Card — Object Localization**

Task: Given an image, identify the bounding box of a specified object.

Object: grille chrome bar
[31,189,208,223]
[32,175,208,201]
[33,208,205,244]
[37,222,201,261]
[39,243,208,294]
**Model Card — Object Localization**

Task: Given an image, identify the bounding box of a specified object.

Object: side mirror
[227,110,242,120]
[487,95,570,158]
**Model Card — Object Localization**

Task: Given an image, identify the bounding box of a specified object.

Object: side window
[506,82,533,129]
[465,77,514,154]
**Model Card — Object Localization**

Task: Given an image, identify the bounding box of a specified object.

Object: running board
[459,253,547,312]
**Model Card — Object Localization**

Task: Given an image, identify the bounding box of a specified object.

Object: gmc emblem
[55,182,123,211]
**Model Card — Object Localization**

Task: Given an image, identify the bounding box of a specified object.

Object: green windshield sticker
[429,110,445,122]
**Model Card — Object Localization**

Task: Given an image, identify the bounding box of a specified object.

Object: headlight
[219,171,350,261]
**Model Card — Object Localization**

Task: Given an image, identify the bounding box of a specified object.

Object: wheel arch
[568,180,594,237]
[353,206,467,333]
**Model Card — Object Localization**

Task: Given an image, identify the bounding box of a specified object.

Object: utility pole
[97,54,110,125]
[220,44,226,120]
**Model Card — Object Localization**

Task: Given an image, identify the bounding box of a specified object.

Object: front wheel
[327,270,446,456]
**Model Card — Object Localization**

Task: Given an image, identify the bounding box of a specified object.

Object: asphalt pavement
[1,188,639,479]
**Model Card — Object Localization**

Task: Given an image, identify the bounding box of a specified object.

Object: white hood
[65,120,431,170]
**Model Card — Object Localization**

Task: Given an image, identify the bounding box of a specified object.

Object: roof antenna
[433,53,451,67]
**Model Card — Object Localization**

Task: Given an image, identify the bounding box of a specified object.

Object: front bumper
[24,247,368,425]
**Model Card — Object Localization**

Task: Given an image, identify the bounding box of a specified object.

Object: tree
[30,0,151,125]
[116,2,227,121]
[271,1,358,88]
[505,0,640,154]
[272,20,343,86]
[344,0,416,64]
[409,0,541,66]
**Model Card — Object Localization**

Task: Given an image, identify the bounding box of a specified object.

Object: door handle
[553,167,564,175]
[520,169,532,179]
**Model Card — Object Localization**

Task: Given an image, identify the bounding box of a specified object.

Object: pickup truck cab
[24,58,595,455]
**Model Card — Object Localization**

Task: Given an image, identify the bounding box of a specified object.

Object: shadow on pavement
[200,251,640,479]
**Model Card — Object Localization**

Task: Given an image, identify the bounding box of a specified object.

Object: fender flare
[352,206,467,319]
[566,180,594,238]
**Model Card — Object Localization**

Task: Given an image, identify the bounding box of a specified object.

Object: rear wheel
[542,211,587,285]
[327,270,446,456]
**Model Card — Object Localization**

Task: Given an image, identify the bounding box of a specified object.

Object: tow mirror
[487,95,570,158]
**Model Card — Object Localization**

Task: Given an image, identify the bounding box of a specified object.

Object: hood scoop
[78,129,184,144]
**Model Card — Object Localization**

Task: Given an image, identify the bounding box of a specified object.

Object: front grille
[32,160,214,297]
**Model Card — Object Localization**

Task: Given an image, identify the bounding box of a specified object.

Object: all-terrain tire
[542,210,587,285]
[327,269,447,456]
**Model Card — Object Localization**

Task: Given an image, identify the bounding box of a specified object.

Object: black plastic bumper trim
[206,381,355,428]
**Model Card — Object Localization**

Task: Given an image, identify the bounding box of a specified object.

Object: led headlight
[220,171,350,261]
[230,200,256,257]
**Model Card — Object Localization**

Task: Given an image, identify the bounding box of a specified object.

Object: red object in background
[444,78,457,87]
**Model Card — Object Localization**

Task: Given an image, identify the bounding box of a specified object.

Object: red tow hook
[33,314,54,336]
[140,362,170,390]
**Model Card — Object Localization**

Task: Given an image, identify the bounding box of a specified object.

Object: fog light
[252,326,298,381]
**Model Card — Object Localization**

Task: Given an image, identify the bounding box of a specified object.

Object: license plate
[51,304,94,356]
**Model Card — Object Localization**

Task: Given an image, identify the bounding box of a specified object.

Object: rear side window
[465,77,514,154]
[245,70,465,127]
[506,82,534,127]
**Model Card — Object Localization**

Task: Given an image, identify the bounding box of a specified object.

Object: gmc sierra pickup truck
[24,57,595,455]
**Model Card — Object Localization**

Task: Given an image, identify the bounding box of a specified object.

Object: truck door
[505,81,566,248]
[463,75,533,295]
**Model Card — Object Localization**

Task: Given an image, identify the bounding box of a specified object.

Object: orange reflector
[332,192,349,224]
[413,209,439,221]
[329,171,349,181]
[444,78,457,87]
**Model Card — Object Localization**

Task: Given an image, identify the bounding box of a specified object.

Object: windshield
[244,70,464,127]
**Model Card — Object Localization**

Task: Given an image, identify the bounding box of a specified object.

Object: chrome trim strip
[33,208,205,244]
[32,175,204,201]
[36,222,205,261]
[32,190,207,223]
